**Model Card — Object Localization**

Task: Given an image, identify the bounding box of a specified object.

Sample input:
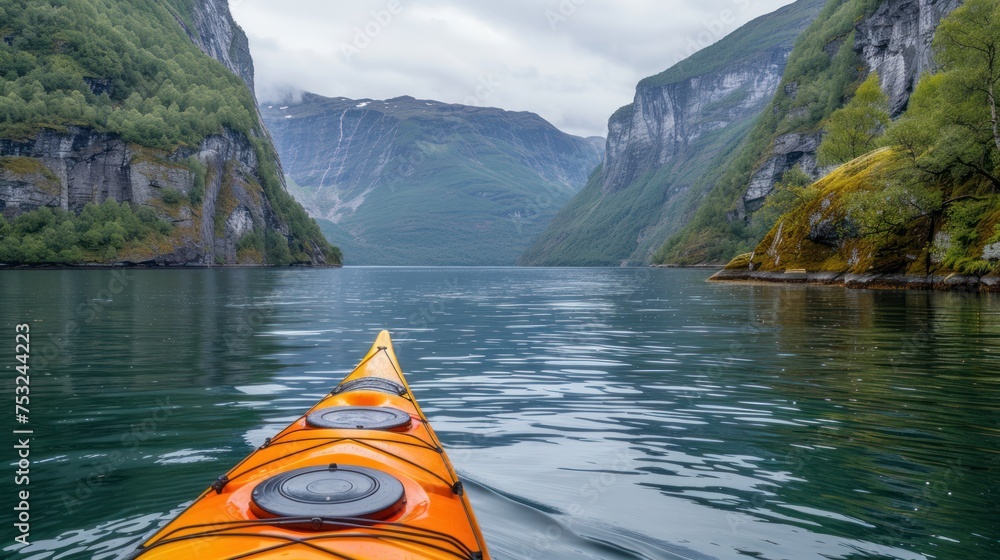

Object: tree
[889,0,1000,190]
[844,174,942,238]
[844,0,1000,274]
[936,0,1000,153]
[817,72,891,166]
[750,165,819,239]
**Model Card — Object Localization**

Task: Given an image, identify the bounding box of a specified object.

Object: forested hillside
[0,0,338,265]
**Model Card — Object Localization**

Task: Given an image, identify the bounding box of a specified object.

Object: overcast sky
[230,0,798,138]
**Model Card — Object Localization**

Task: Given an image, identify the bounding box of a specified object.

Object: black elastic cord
[136,516,477,559]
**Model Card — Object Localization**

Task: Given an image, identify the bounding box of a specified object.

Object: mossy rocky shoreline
[709,268,1000,292]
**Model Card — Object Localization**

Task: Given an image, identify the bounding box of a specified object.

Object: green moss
[0,156,60,196]
[0,156,44,175]
[725,252,753,269]
[750,149,893,272]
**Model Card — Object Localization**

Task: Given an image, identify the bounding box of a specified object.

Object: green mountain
[655,0,962,265]
[0,0,338,266]
[261,94,603,266]
[518,0,826,267]
[714,0,1000,290]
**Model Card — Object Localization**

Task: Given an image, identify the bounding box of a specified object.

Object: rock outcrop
[857,0,963,116]
[740,131,822,215]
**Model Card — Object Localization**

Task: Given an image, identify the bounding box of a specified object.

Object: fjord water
[2,268,998,559]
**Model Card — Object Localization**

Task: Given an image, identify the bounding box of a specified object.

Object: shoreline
[709,268,1000,293]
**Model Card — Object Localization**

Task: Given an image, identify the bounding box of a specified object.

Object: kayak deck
[129,330,489,559]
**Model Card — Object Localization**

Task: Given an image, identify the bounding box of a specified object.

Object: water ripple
[3,268,998,559]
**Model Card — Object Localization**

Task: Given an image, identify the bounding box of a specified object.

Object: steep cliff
[857,0,962,115]
[0,0,336,266]
[657,0,961,265]
[262,94,602,265]
[175,0,256,93]
[518,0,825,266]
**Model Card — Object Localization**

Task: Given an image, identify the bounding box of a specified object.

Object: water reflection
[1,268,997,559]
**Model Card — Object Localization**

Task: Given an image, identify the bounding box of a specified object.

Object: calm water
[1,267,998,559]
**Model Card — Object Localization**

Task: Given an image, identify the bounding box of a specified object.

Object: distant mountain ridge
[518,0,826,266]
[262,93,603,265]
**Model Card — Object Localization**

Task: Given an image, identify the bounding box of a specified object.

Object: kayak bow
[130,330,490,559]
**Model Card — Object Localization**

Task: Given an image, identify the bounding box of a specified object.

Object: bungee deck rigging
[128,331,489,560]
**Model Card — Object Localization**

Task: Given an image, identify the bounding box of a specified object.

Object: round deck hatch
[251,464,406,523]
[306,406,412,431]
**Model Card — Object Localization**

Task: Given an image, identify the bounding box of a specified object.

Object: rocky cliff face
[739,0,962,213]
[741,131,823,215]
[262,94,602,265]
[182,0,256,93]
[602,48,789,196]
[857,0,963,116]
[519,0,826,266]
[0,127,280,266]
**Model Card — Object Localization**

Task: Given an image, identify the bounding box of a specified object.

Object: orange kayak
[128,330,490,559]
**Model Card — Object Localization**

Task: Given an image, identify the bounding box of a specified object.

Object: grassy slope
[642,0,828,87]
[518,0,825,267]
[735,149,1000,279]
[655,0,882,265]
[0,0,337,264]
[519,118,758,266]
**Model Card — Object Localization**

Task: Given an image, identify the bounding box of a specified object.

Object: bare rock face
[856,0,962,116]
[176,0,256,93]
[602,47,789,195]
[0,127,280,266]
[739,132,823,215]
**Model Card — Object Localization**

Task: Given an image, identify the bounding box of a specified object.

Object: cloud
[231,0,798,137]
